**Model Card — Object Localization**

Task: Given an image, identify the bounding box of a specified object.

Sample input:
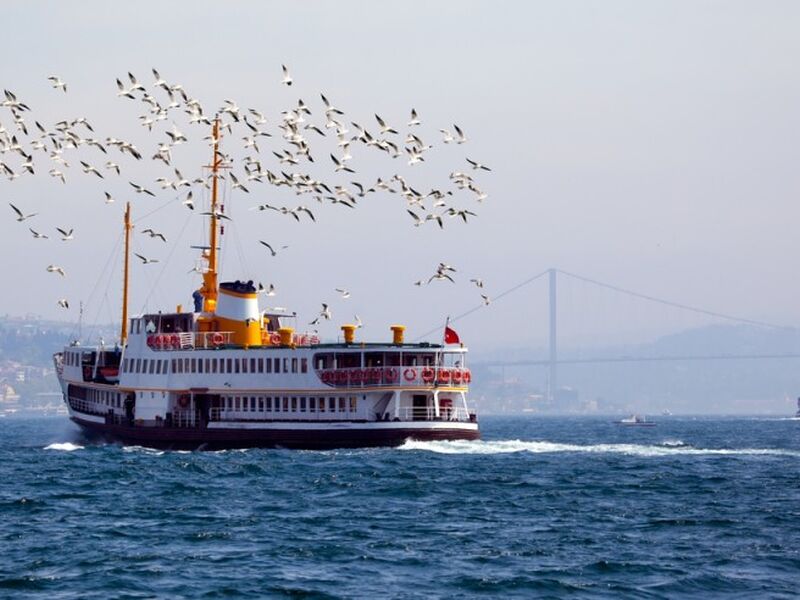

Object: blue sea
[1,415,798,599]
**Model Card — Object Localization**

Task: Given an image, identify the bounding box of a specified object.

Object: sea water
[1,415,798,598]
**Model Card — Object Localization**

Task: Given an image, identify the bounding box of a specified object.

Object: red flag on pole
[444,326,460,344]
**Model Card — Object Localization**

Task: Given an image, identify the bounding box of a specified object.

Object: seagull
[105,161,121,175]
[439,128,454,144]
[466,158,491,171]
[480,294,491,306]
[80,160,104,178]
[320,93,343,115]
[454,124,467,144]
[57,298,69,309]
[9,203,37,222]
[56,227,74,241]
[330,153,355,173]
[182,191,194,210]
[281,64,293,86]
[46,265,66,276]
[103,192,114,204]
[470,278,484,288]
[407,108,421,127]
[129,181,156,196]
[258,282,276,296]
[134,253,159,264]
[354,314,363,329]
[407,209,423,227]
[309,303,332,325]
[335,288,351,299]
[29,228,48,239]
[47,76,67,93]
[142,228,167,242]
[200,209,231,221]
[259,241,281,256]
[375,114,398,135]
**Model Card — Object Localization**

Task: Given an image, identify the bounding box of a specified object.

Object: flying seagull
[134,253,159,264]
[9,203,37,222]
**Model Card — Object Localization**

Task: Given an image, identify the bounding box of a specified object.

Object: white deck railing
[316,366,471,388]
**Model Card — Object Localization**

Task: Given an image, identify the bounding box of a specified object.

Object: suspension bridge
[423,268,800,403]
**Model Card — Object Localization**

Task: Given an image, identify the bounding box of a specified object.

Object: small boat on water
[616,414,656,427]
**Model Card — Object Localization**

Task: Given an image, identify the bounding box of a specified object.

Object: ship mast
[201,117,222,312]
[120,201,131,344]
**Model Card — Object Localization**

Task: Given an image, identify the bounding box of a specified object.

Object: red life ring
[211,332,224,347]
[421,367,435,383]
[438,368,451,383]
[177,395,190,409]
[464,370,472,384]
[367,368,381,383]
[147,335,155,347]
[452,369,463,384]
[403,368,417,382]
[350,369,363,384]
[170,334,180,349]
[335,370,348,384]
[321,370,333,384]
[384,367,398,383]
[270,332,281,345]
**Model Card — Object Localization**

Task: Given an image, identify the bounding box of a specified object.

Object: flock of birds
[1,66,493,332]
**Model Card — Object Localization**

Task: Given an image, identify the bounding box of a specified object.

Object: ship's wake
[43,442,84,452]
[399,439,800,458]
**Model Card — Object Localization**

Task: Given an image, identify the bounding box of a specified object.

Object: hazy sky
[1,1,798,352]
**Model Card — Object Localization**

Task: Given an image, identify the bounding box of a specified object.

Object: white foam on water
[399,439,800,458]
[44,442,84,452]
[122,445,165,456]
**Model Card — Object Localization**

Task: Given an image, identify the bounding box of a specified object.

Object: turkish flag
[444,326,460,344]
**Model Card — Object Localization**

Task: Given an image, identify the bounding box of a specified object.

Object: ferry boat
[53,120,479,450]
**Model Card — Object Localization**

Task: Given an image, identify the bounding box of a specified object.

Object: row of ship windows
[222,396,357,413]
[122,356,309,376]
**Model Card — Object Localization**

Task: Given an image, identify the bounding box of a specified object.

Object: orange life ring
[452,369,463,384]
[464,370,472,384]
[177,395,190,409]
[270,332,281,345]
[384,367,398,383]
[170,334,180,349]
[438,368,451,383]
[403,368,417,382]
[211,332,224,347]
[421,367,435,383]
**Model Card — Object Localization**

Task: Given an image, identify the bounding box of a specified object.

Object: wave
[399,439,800,458]
[44,442,84,452]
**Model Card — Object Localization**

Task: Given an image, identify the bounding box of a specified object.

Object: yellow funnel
[390,325,405,345]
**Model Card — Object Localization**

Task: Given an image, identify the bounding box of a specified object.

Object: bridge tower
[548,268,558,403]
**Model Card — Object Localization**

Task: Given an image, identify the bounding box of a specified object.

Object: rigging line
[557,268,793,330]
[132,195,181,224]
[68,231,123,342]
[413,268,551,341]
[85,238,123,345]
[139,213,194,311]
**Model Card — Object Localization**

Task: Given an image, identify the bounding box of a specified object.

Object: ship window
[197,359,203,374]
[265,397,272,411]
[249,358,256,372]
[232,359,238,374]
[282,397,289,412]
[283,358,289,373]
[258,397,264,411]
[291,358,298,373]
[274,358,280,373]
[225,358,231,373]
[339,398,346,412]
[314,354,333,370]
[171,359,176,372]
[226,397,232,410]
[209,358,216,373]
[299,397,306,412]
[265,358,272,373]
[134,359,140,373]
[319,397,325,412]
[241,359,248,374]
[309,397,316,412]
[149,360,156,374]
[190,358,196,373]
[291,397,297,412]
[349,397,357,412]
[257,358,264,372]
[219,358,226,373]
[249,397,255,411]
[235,397,240,410]
[301,358,308,373]
[329,397,336,412]
[156,361,162,375]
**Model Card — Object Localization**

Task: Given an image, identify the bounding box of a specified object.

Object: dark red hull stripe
[71,417,480,451]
